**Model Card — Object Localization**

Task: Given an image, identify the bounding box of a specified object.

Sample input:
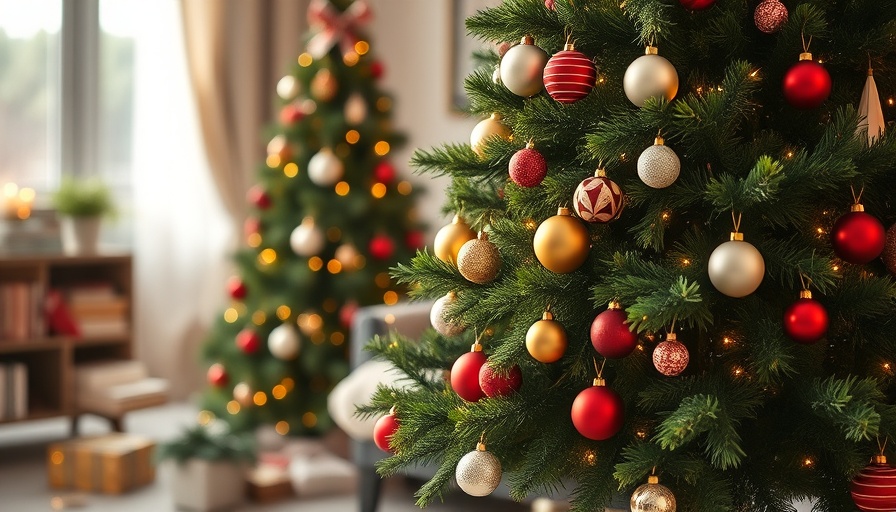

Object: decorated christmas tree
[200,0,422,436]
[365,0,896,510]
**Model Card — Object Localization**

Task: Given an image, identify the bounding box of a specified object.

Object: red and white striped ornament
[509,142,547,188]
[851,455,896,511]
[573,168,624,223]
[652,332,689,377]
[543,42,596,104]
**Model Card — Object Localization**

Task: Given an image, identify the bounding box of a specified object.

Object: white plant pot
[165,459,245,511]
[60,216,101,255]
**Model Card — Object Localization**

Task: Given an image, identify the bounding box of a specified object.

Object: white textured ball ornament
[637,136,681,189]
[268,323,301,360]
[276,75,300,100]
[573,169,625,223]
[500,35,549,98]
[308,147,344,186]
[470,113,512,158]
[290,217,326,257]
[455,442,502,497]
[624,46,679,107]
[708,232,765,298]
[430,292,466,337]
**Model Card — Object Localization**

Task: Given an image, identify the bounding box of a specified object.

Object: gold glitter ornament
[631,474,677,512]
[457,231,501,284]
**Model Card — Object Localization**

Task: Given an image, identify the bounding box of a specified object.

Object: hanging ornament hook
[731,211,743,233]
[851,184,865,205]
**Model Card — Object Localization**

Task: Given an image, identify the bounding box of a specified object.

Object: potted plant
[157,422,255,511]
[51,176,114,255]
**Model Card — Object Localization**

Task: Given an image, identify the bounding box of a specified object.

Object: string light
[50,450,64,465]
[383,291,399,305]
[302,412,318,428]
[354,41,370,55]
[681,258,691,266]
[384,314,396,324]
[354,255,366,269]
[785,151,794,159]
[374,141,391,156]
[247,233,262,247]
[298,53,313,67]
[345,130,360,144]
[327,227,342,242]
[888,98,894,106]
[723,336,734,347]
[388,339,399,349]
[883,362,892,373]
[803,457,815,468]
[283,162,299,177]
[732,366,745,377]
[331,332,345,345]
[266,155,281,168]
[272,385,287,400]
[397,181,413,195]
[276,305,291,320]
[308,256,323,271]
[198,410,215,425]
[252,310,266,325]
[226,401,241,415]
[281,377,295,391]
[583,449,597,466]
[375,272,391,288]
[259,248,277,265]
[311,331,326,344]
[635,430,647,440]
[523,218,537,230]
[376,96,391,112]
[275,421,290,435]
[371,183,387,198]
[749,69,760,78]
[223,308,239,323]
[343,52,359,66]
[253,392,268,406]
[661,211,671,221]
[322,298,338,313]
[327,259,343,274]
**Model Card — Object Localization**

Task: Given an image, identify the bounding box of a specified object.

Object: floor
[0,403,532,512]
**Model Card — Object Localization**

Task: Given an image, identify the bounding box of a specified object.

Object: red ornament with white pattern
[652,332,689,377]
[373,407,400,453]
[754,0,788,33]
[543,41,596,104]
[509,142,547,188]
[236,328,261,354]
[851,454,896,512]
[573,168,625,223]
[571,377,625,440]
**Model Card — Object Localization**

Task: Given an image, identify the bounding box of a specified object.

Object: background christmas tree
[364,0,896,510]
[200,0,423,436]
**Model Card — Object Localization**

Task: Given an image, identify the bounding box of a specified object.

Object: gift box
[47,433,155,494]
[246,464,294,504]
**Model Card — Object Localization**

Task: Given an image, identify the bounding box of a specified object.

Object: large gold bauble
[533,207,591,273]
[311,68,338,102]
[630,475,677,512]
[525,310,567,363]
[470,113,512,158]
[457,232,501,284]
[434,215,477,264]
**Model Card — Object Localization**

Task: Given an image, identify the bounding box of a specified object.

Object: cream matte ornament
[268,323,301,360]
[433,215,477,264]
[533,207,591,273]
[470,113,512,158]
[455,440,502,497]
[276,75,300,100]
[857,67,886,145]
[631,474,677,512]
[708,229,765,298]
[457,231,501,284]
[624,46,679,107]
[344,93,368,125]
[290,217,326,257]
[430,292,466,337]
[499,35,549,98]
[638,136,680,189]
[308,147,344,186]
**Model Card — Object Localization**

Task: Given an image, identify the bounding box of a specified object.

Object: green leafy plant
[51,176,115,217]
[157,423,256,465]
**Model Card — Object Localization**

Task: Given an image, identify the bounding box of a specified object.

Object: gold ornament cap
[655,136,665,146]
[557,206,571,216]
[521,35,534,45]
[648,475,660,485]
[490,112,503,121]
[471,342,483,352]
[645,46,659,55]
[730,231,744,241]
[608,301,621,310]
[526,140,535,149]
[799,52,813,61]
[799,289,813,299]
[542,309,554,321]
[478,231,489,241]
[851,203,866,213]
[875,455,888,464]
[666,332,677,342]
[595,168,607,178]
[564,42,575,51]
[592,377,606,387]
[477,441,487,451]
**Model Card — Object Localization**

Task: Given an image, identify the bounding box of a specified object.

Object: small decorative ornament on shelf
[533,207,590,273]
[783,275,829,345]
[652,331,689,377]
[831,186,886,264]
[631,472,677,512]
[451,338,488,402]
[456,433,502,497]
[500,35,549,98]
[571,359,625,441]
[782,34,831,110]
[624,44,679,107]
[637,134,681,189]
[543,36,596,104]
[574,168,625,222]
[470,113,512,158]
[433,214,476,264]
[708,212,765,298]
[525,306,568,363]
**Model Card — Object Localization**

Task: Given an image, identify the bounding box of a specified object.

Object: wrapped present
[288,452,357,497]
[246,464,294,504]
[47,434,155,494]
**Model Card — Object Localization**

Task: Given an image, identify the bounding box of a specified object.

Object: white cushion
[327,360,409,441]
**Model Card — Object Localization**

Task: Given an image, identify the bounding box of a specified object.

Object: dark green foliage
[371,0,896,510]
[156,425,255,464]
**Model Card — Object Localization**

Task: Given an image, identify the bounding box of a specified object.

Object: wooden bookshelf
[0,253,133,425]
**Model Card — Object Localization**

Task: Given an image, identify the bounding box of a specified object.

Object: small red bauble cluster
[508,145,547,188]
[236,328,261,354]
[783,291,829,344]
[451,348,488,402]
[207,363,228,387]
[478,362,522,398]
[571,379,625,441]
[373,409,400,453]
[247,185,271,209]
[590,302,638,359]
[368,235,395,260]
[227,276,247,300]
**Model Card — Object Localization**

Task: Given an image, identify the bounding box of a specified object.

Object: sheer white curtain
[131,0,234,398]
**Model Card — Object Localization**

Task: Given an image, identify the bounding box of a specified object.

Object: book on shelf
[0,281,44,342]
[45,283,130,339]
[0,362,28,420]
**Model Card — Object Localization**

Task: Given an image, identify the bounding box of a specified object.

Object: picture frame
[448,0,503,113]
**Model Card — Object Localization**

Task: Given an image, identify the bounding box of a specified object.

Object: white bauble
[233,382,253,406]
[430,292,466,337]
[637,137,680,189]
[708,236,765,298]
[335,243,361,271]
[308,148,344,186]
[344,93,368,125]
[623,46,679,107]
[268,323,301,360]
[276,75,300,100]
[290,217,325,257]
[470,113,512,158]
[499,36,549,97]
[455,445,502,497]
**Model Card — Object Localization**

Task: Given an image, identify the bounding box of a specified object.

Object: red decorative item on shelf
[227,276,247,300]
[279,104,304,125]
[754,0,788,34]
[373,408,400,453]
[508,143,547,188]
[244,217,261,237]
[339,300,358,328]
[851,455,896,512]
[405,231,425,251]
[236,329,261,354]
[543,42,596,104]
[573,169,624,223]
[374,161,396,183]
[571,378,624,441]
[368,235,395,260]
[207,363,228,387]
[247,185,272,209]
[370,60,384,79]
[652,332,689,377]
[451,344,487,402]
[590,302,637,359]
[478,362,522,398]
[782,52,831,110]
[679,0,715,10]
[831,201,885,264]
[783,289,829,344]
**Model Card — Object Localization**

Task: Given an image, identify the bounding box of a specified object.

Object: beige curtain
[180,0,309,225]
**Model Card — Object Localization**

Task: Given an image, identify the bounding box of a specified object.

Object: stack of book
[0,362,28,420]
[0,281,43,342]
[64,284,129,338]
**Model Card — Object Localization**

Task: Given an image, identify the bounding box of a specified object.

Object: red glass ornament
[374,161,397,183]
[451,348,487,402]
[373,410,400,453]
[227,276,247,300]
[652,333,689,377]
[573,170,624,223]
[339,300,358,328]
[207,363,228,387]
[370,60,384,79]
[369,235,395,260]
[279,104,304,125]
[679,0,716,10]
[851,455,896,512]
[405,231,425,251]
[236,329,261,354]
[754,0,788,34]
[783,291,829,344]
[831,205,886,264]
[782,54,831,110]
[508,145,547,188]
[244,217,261,237]
[478,362,522,398]
[590,302,637,359]
[543,44,596,104]
[247,185,271,209]
[571,380,624,440]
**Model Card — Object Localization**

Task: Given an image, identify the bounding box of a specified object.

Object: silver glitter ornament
[623,46,679,107]
[430,292,466,337]
[631,475,677,512]
[637,136,680,189]
[455,441,502,497]
[499,35,549,98]
[708,231,765,298]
